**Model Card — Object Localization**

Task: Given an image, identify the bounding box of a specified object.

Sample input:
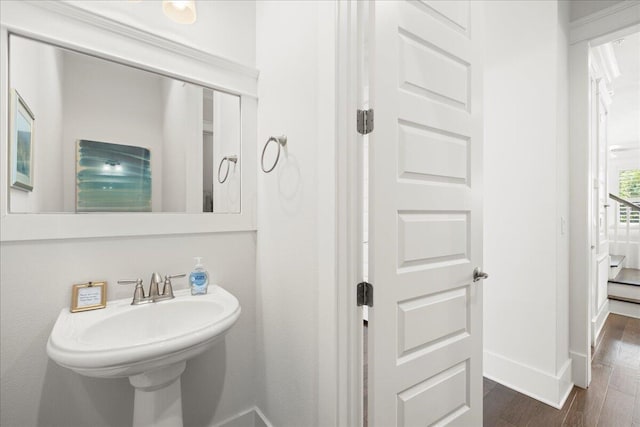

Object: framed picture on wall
[9,89,35,191]
[76,139,152,212]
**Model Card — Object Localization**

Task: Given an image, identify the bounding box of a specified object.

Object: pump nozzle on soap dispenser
[189,257,210,295]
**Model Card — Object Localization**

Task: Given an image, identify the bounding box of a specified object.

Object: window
[619,169,640,224]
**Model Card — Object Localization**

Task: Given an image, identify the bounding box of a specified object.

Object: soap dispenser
[190,257,209,295]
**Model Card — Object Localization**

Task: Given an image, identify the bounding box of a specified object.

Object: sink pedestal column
[129,361,186,427]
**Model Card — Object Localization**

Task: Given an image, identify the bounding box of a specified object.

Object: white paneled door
[367,1,484,425]
[592,77,610,342]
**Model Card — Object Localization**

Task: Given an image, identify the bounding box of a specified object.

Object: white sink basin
[47,286,241,427]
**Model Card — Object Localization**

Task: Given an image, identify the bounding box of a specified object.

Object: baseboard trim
[609,299,640,319]
[254,407,273,427]
[211,407,273,427]
[484,350,574,409]
[591,301,609,347]
[557,360,574,409]
[569,350,589,389]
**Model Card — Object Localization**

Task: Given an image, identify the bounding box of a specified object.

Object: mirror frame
[0,1,258,241]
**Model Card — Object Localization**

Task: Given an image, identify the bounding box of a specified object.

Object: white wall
[62,51,165,212]
[0,1,259,426]
[556,0,571,384]
[255,1,336,425]
[483,0,572,407]
[9,36,64,213]
[213,92,241,214]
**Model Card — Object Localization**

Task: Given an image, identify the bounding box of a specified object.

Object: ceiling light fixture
[162,0,197,25]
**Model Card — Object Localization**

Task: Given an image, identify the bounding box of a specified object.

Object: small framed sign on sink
[71,282,107,313]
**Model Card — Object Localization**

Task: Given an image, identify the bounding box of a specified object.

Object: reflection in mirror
[8,34,241,214]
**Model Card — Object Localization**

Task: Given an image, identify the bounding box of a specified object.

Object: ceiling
[608,31,640,151]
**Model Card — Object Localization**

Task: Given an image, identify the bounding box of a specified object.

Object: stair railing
[609,193,639,262]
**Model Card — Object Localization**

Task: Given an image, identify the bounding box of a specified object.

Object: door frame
[332,1,364,426]
[568,1,640,389]
[318,1,371,424]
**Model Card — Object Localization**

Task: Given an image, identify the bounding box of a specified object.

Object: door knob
[473,268,488,282]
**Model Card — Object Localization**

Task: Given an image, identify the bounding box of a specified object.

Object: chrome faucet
[119,273,186,305]
[148,272,162,300]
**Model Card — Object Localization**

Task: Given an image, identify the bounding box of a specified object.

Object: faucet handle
[162,274,186,298]
[118,279,146,304]
[118,279,142,285]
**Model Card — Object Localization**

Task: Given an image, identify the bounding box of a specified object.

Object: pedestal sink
[47,287,241,427]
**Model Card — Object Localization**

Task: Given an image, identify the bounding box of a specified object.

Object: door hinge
[357,109,374,135]
[357,282,373,307]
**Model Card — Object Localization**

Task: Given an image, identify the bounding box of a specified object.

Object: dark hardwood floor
[484,313,640,427]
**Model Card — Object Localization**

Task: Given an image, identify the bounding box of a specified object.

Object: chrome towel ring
[261,135,287,173]
[217,155,238,184]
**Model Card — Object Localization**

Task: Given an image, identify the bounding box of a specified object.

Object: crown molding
[26,0,259,80]
[571,1,639,29]
[570,1,640,44]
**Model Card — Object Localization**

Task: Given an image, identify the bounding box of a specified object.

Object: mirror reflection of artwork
[16,113,31,176]
[76,140,151,212]
[9,34,242,214]
[10,90,35,191]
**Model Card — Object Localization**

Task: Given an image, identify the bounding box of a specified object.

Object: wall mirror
[8,34,241,215]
